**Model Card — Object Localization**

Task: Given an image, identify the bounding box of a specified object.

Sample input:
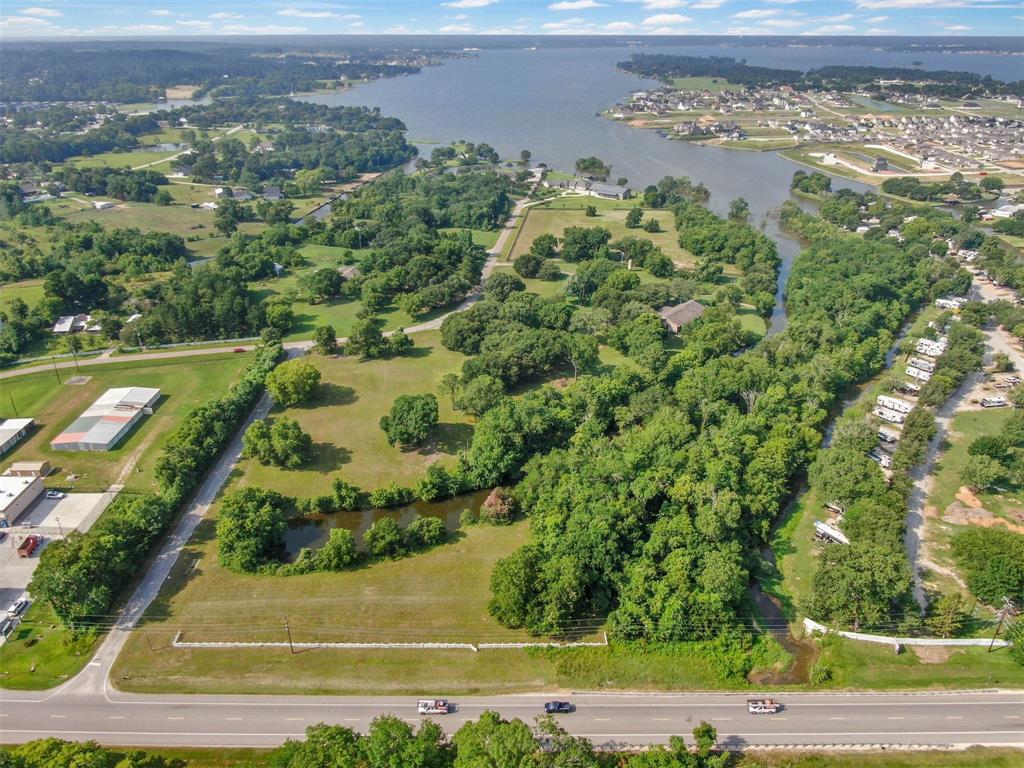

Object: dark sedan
[544,701,574,714]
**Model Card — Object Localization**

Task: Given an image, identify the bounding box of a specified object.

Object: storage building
[0,418,34,456]
[0,475,43,525]
[50,387,160,452]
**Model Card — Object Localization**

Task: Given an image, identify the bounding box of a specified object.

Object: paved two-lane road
[1,688,1021,749]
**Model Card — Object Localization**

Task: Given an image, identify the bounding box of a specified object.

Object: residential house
[658,300,706,334]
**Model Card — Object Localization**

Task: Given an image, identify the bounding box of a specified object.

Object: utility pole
[284,616,294,654]
[989,596,1018,652]
[52,357,62,384]
[7,391,17,418]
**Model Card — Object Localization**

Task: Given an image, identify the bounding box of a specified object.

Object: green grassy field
[0,601,102,690]
[509,201,705,271]
[820,635,1024,689]
[232,330,472,495]
[2,352,252,494]
[66,150,179,170]
[0,278,45,308]
[43,196,264,258]
[743,748,1024,768]
[929,408,1024,523]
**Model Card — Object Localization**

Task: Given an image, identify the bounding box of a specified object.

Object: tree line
[2,717,735,768]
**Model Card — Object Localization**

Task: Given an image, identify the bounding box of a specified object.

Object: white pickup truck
[747,698,781,714]
[417,699,451,715]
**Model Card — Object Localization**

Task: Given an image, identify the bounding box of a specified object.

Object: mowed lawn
[43,196,265,258]
[232,331,472,496]
[509,202,715,273]
[2,352,251,493]
[112,520,564,695]
[0,278,45,308]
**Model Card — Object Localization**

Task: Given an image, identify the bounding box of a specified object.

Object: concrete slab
[20,492,110,535]
[0,491,116,611]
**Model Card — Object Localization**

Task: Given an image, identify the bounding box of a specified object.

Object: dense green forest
[618,54,1024,97]
[476,197,967,639]
[0,43,426,102]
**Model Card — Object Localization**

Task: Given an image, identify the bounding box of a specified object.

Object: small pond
[284,488,492,556]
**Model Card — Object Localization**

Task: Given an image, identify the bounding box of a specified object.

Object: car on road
[417,699,451,715]
[0,618,14,638]
[0,532,6,543]
[747,698,781,714]
[45,490,65,499]
[6,598,28,617]
[544,701,574,714]
[233,347,246,353]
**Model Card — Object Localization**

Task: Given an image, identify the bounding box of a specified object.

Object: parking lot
[0,492,113,616]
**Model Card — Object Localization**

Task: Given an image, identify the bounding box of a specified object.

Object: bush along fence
[28,342,284,630]
[171,630,609,653]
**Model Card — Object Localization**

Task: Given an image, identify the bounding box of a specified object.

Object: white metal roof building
[50,387,160,452]
[0,418,34,456]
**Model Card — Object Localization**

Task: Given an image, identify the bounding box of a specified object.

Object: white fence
[172,632,608,653]
[803,618,1010,648]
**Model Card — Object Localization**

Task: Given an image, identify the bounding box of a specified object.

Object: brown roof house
[658,300,706,334]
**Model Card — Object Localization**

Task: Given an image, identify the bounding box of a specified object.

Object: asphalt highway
[1,688,1022,749]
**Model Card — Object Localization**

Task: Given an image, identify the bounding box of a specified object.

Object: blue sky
[1,0,1021,38]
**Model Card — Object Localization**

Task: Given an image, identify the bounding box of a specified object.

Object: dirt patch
[923,503,941,519]
[911,645,953,664]
[943,500,1024,533]
[165,85,198,99]
[956,486,984,508]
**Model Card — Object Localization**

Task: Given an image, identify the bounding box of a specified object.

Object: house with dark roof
[658,300,706,334]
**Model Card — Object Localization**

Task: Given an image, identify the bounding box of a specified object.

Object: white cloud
[642,12,693,24]
[2,15,48,25]
[945,23,971,29]
[865,26,896,32]
[646,25,694,32]
[439,23,474,31]
[733,8,778,17]
[277,8,334,17]
[20,6,61,16]
[765,0,803,3]
[817,13,854,20]
[760,18,804,26]
[690,0,725,7]
[854,0,1004,8]
[440,0,499,7]
[543,15,590,28]
[866,14,889,21]
[209,12,241,19]
[87,23,174,33]
[450,12,470,18]
[221,23,308,33]
[640,0,689,8]
[548,0,607,8]
[803,23,855,33]
[604,20,637,30]
[177,19,213,27]
[149,9,173,16]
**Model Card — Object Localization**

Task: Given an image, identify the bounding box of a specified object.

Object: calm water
[300,46,875,333]
[285,489,491,555]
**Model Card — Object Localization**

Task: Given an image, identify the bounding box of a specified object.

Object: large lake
[301,46,881,333]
